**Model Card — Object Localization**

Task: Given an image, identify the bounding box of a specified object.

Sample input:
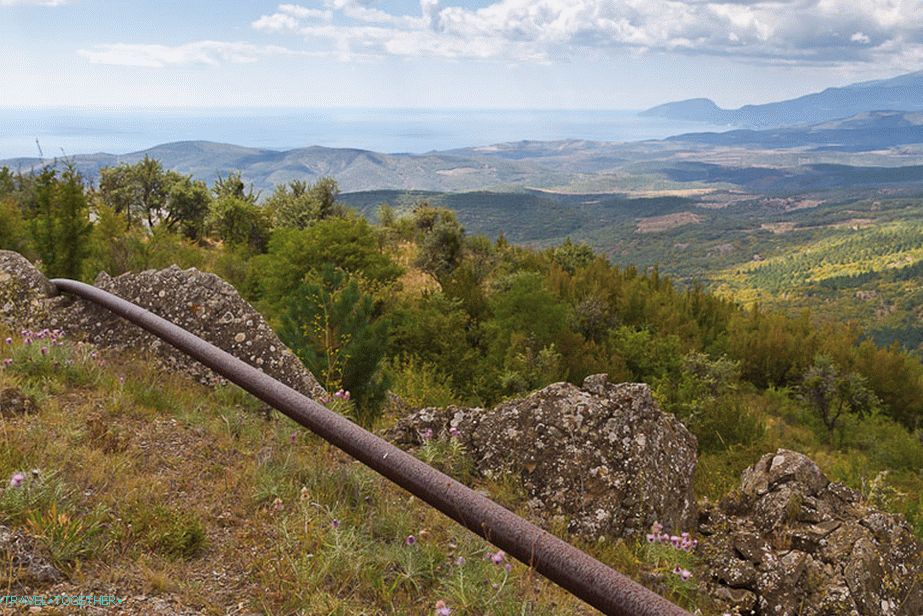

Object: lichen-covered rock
[389,374,698,540]
[0,387,38,416]
[700,449,922,616]
[0,252,324,400]
[0,524,64,589]
[0,250,54,329]
[52,266,325,398]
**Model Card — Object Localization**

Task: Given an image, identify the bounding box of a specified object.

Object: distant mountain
[669,110,923,151]
[641,70,923,128]
[1,140,571,194]
[638,98,729,124]
[6,107,923,196]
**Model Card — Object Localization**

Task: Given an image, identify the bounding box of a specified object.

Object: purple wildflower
[2,358,11,367]
[405,534,417,546]
[454,556,466,566]
[40,347,48,356]
[435,600,451,616]
[490,550,506,565]
[421,428,434,441]
[448,426,460,438]
[680,569,692,581]
[4,337,11,345]
[9,473,24,488]
[289,432,298,444]
[331,518,340,529]
[504,562,512,573]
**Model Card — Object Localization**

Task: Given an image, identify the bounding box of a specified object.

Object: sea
[0,108,731,159]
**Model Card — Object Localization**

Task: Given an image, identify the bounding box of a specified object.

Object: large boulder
[699,449,922,615]
[390,374,698,540]
[0,251,54,330]
[0,252,324,400]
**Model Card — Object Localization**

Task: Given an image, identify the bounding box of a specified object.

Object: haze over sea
[0,108,730,160]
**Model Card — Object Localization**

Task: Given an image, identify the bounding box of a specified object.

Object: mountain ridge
[641,70,923,128]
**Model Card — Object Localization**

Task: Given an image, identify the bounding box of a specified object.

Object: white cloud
[77,41,307,68]
[247,0,923,68]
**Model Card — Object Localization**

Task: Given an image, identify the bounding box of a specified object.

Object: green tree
[25,165,92,279]
[410,203,465,285]
[84,203,148,276]
[163,175,211,240]
[253,218,402,320]
[280,267,390,425]
[0,196,32,256]
[98,156,168,228]
[267,177,345,229]
[388,293,481,399]
[212,171,258,204]
[53,164,93,279]
[802,355,879,437]
[97,157,209,235]
[551,239,596,275]
[205,196,271,253]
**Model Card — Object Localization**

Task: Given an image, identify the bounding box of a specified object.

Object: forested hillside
[2,158,921,547]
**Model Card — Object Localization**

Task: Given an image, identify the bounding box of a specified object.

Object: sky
[1,0,921,110]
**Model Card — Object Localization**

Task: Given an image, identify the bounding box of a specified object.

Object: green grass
[0,327,708,613]
[1,317,920,613]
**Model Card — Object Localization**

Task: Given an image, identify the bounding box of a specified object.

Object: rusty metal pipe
[50,277,690,616]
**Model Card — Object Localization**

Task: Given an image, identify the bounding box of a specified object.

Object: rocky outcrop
[0,524,63,590]
[699,449,922,615]
[390,374,698,540]
[0,251,324,399]
[0,251,54,329]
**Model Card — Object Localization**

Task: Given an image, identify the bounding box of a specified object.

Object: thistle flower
[490,550,506,565]
[449,426,461,438]
[504,562,512,573]
[331,518,341,529]
[405,534,417,546]
[9,473,24,488]
[4,337,11,345]
[435,600,451,616]
[421,428,434,441]
[2,358,11,367]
